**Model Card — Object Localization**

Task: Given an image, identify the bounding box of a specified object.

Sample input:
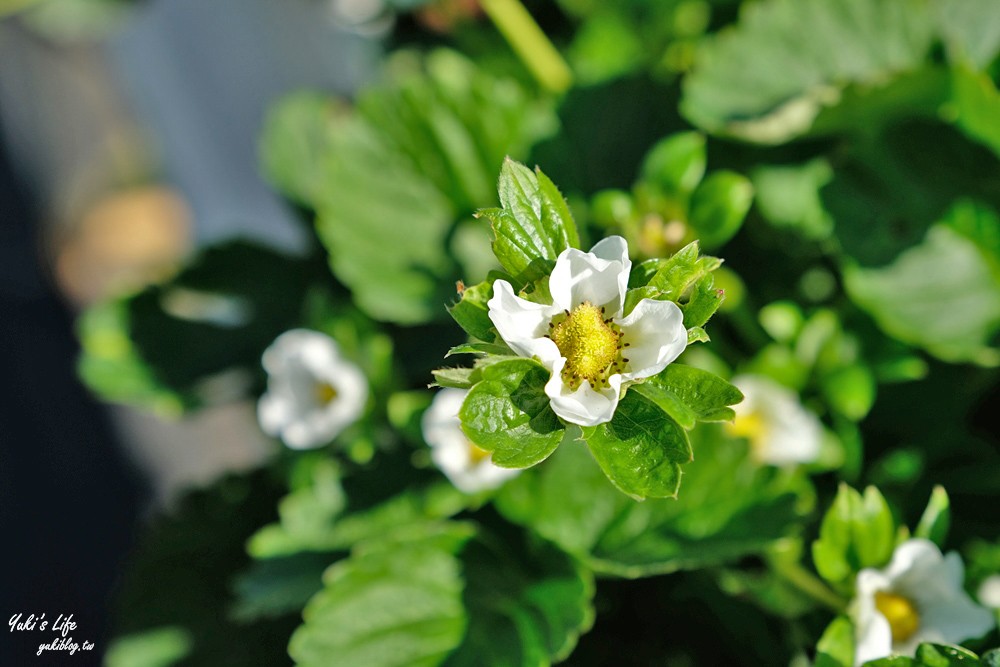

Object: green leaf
[259,92,348,206]
[812,484,896,589]
[863,657,917,667]
[264,50,555,325]
[632,382,697,430]
[447,279,496,342]
[230,553,332,622]
[289,524,474,667]
[79,241,314,412]
[844,212,1000,367]
[479,158,581,285]
[583,390,692,500]
[313,114,457,324]
[648,241,722,301]
[948,64,1000,160]
[914,485,950,548]
[687,170,753,249]
[681,272,726,329]
[822,364,877,421]
[76,299,185,417]
[497,430,810,577]
[104,627,194,667]
[935,0,1000,68]
[751,159,835,240]
[459,358,566,468]
[107,470,295,665]
[646,364,744,424]
[248,453,469,560]
[640,131,706,196]
[915,643,984,666]
[444,530,594,666]
[814,616,855,667]
[432,367,477,389]
[681,0,937,143]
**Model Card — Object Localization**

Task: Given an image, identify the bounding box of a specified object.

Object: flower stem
[773,558,849,613]
[479,0,573,94]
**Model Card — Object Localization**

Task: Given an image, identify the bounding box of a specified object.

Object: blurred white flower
[422,388,519,493]
[257,329,368,449]
[978,574,1000,609]
[488,236,687,427]
[727,374,822,466]
[853,538,994,666]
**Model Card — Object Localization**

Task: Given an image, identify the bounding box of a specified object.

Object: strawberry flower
[488,236,687,426]
[257,329,368,449]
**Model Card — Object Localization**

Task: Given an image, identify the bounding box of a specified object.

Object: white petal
[257,329,368,449]
[919,588,996,645]
[617,298,687,380]
[854,610,893,666]
[488,280,561,362]
[979,575,1000,608]
[544,357,622,426]
[853,569,894,666]
[885,539,943,581]
[423,388,519,493]
[732,375,823,465]
[549,237,630,315]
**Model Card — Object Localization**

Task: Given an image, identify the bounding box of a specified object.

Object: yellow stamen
[468,443,491,465]
[875,591,920,643]
[314,382,339,404]
[726,410,769,442]
[549,301,621,388]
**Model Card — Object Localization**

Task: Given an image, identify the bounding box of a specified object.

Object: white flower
[487,236,687,427]
[727,374,822,466]
[257,329,368,449]
[853,538,995,666]
[422,388,519,493]
[978,574,1000,609]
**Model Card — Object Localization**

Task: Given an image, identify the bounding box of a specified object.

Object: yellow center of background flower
[550,302,620,383]
[726,410,769,447]
[467,443,491,465]
[875,591,920,643]
[314,382,339,404]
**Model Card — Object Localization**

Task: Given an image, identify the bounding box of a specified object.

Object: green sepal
[812,484,896,590]
[814,616,855,667]
[681,272,725,329]
[447,279,496,342]
[648,241,723,301]
[914,485,950,548]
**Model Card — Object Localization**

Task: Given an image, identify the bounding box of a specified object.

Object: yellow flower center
[875,591,921,643]
[549,301,623,390]
[468,443,491,465]
[726,410,770,452]
[314,382,339,404]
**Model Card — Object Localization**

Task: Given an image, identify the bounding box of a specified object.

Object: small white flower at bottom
[853,538,995,666]
[422,388,519,494]
[257,329,368,449]
[727,374,822,466]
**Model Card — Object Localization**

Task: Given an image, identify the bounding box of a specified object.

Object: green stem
[479,0,573,94]
[773,559,849,613]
